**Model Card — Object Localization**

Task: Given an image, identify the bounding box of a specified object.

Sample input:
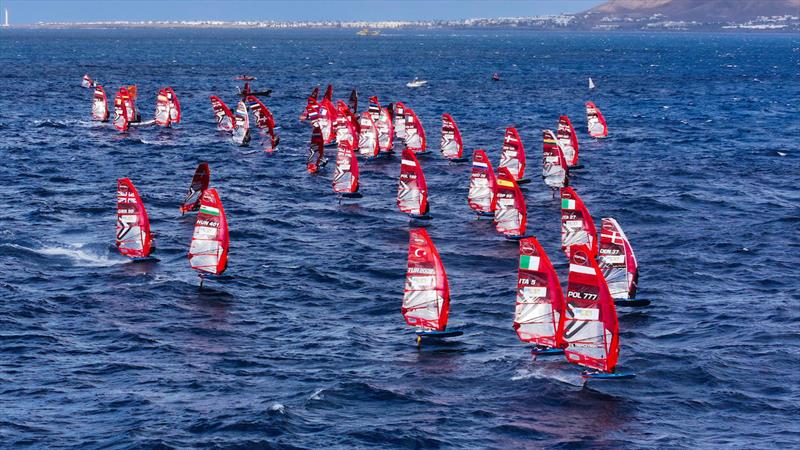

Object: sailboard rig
[121,86,140,123]
[467,150,498,218]
[441,113,467,162]
[495,167,527,239]
[188,188,230,283]
[165,87,181,124]
[357,111,379,157]
[403,228,462,344]
[180,162,210,215]
[307,125,327,173]
[393,101,407,140]
[334,100,357,148]
[210,96,234,132]
[589,77,596,90]
[542,129,569,189]
[514,237,566,355]
[561,187,597,257]
[92,85,109,122]
[81,74,94,89]
[404,108,427,154]
[300,86,320,121]
[247,95,280,152]
[563,244,633,379]
[598,218,648,307]
[318,85,337,145]
[116,178,154,261]
[113,89,129,132]
[586,101,608,138]
[556,115,580,168]
[333,140,362,199]
[154,89,172,127]
[398,148,431,220]
[499,127,528,184]
[231,100,251,146]
[377,106,395,154]
[348,89,358,115]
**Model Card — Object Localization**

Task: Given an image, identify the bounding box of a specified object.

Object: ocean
[0,28,798,448]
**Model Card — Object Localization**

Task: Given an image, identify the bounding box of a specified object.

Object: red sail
[542,129,569,189]
[557,115,579,166]
[154,89,171,127]
[334,100,357,148]
[307,125,326,173]
[116,178,153,259]
[121,86,138,122]
[357,111,379,157]
[81,74,93,88]
[402,228,450,331]
[300,87,320,121]
[323,84,333,102]
[188,188,229,276]
[563,244,619,373]
[598,218,639,299]
[165,87,181,124]
[92,85,109,122]
[180,162,210,214]
[394,101,406,139]
[377,107,394,154]
[210,96,234,132]
[495,167,527,236]
[231,100,251,146]
[586,101,608,138]
[397,148,429,216]
[333,140,359,194]
[467,150,497,214]
[560,187,597,257]
[499,127,526,181]
[113,89,129,131]
[318,96,338,145]
[247,96,279,152]
[404,108,427,153]
[514,237,566,349]
[440,113,463,159]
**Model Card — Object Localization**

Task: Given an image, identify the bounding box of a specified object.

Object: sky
[0,0,605,24]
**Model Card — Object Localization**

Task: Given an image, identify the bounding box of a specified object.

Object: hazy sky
[1,0,605,24]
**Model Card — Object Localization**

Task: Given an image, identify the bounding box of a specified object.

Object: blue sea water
[0,28,798,448]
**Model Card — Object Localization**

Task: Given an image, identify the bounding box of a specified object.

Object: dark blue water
[1,29,798,448]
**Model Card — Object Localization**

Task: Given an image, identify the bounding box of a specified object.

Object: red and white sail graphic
[188,188,229,275]
[586,101,608,138]
[165,87,181,124]
[154,89,171,127]
[397,148,429,216]
[318,94,338,145]
[557,115,579,166]
[231,100,250,146]
[81,74,93,88]
[307,125,326,173]
[247,95,279,152]
[210,96,234,132]
[561,187,597,257]
[495,167,527,236]
[563,244,619,373]
[334,100,357,148]
[180,162,210,214]
[402,228,450,331]
[299,86,320,121]
[598,218,639,299]
[357,111,379,157]
[116,178,153,259]
[440,113,463,160]
[333,140,359,194]
[514,237,566,349]
[394,101,407,139]
[499,127,526,181]
[467,150,497,214]
[113,89,129,131]
[542,129,569,189]
[92,85,109,122]
[404,108,427,153]
[377,107,394,153]
[122,86,138,122]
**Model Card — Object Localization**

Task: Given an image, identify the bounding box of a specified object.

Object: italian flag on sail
[562,199,576,209]
[200,205,220,216]
[519,255,540,270]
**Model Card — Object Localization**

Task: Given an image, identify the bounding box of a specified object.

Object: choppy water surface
[1,29,798,448]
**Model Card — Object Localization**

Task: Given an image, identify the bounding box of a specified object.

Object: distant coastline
[5,14,799,32]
